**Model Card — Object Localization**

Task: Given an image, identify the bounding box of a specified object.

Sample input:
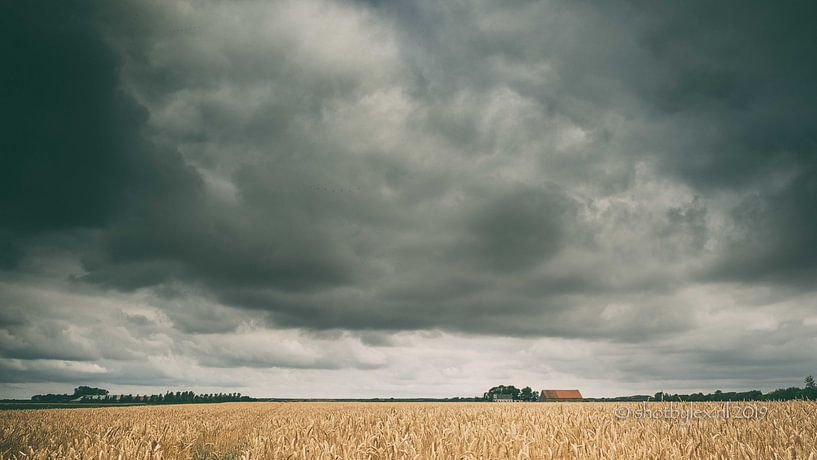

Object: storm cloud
[1,0,816,398]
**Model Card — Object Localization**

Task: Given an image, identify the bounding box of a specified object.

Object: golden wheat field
[1,401,816,459]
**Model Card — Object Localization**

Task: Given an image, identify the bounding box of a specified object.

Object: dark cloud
[622,2,817,282]
[455,186,570,272]
[0,1,203,269]
[707,169,817,284]
[1,2,128,237]
[2,0,817,397]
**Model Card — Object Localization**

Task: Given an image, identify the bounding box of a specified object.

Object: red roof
[540,389,583,399]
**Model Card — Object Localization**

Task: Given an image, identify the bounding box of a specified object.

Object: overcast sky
[2,0,816,399]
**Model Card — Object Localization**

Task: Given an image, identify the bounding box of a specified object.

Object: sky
[1,0,816,399]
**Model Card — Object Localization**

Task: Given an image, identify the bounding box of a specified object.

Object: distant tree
[73,386,108,397]
[520,387,535,401]
[804,376,817,400]
[31,393,71,402]
[764,387,802,400]
[484,385,521,401]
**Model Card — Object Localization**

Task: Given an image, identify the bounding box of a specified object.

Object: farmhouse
[539,389,583,402]
[493,394,515,402]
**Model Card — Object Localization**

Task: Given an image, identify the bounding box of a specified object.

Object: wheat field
[1,401,816,459]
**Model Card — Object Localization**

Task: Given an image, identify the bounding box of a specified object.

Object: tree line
[31,387,254,404]
[592,375,817,402]
[31,386,108,402]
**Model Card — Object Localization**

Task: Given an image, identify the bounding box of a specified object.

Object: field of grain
[1,401,816,459]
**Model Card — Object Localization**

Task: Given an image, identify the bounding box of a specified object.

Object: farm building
[539,389,583,402]
[493,394,515,402]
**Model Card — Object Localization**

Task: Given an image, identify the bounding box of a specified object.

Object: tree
[805,375,817,400]
[520,387,535,402]
[484,385,521,401]
[73,386,108,397]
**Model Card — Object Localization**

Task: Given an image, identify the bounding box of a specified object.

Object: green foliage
[32,388,253,404]
[73,386,108,397]
[483,385,539,401]
[595,375,817,402]
[483,385,519,401]
[520,387,536,402]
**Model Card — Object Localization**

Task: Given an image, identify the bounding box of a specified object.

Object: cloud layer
[1,0,816,398]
